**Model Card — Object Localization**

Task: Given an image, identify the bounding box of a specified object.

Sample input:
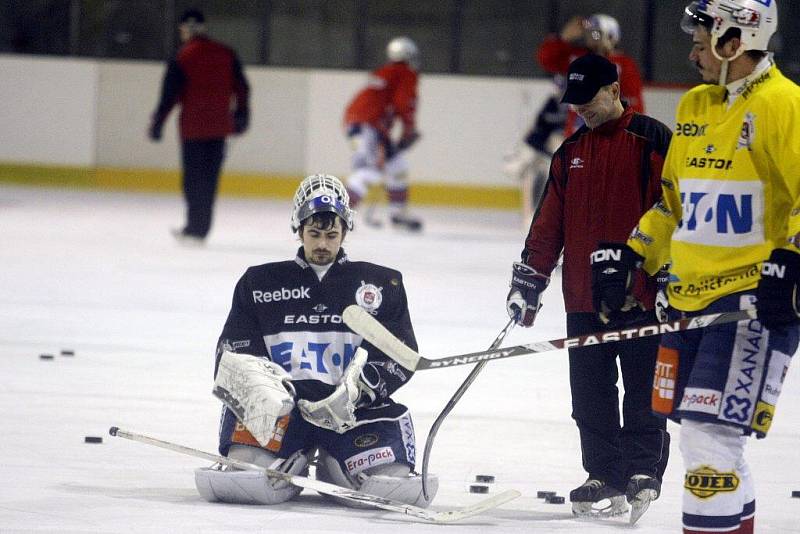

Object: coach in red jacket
[505,54,670,520]
[149,9,250,244]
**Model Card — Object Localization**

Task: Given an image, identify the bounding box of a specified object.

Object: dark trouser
[180,138,226,238]
[566,311,670,493]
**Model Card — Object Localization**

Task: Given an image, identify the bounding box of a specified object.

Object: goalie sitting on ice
[195,173,436,507]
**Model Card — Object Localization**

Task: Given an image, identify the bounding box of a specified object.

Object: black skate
[626,475,660,525]
[390,214,423,232]
[569,479,629,518]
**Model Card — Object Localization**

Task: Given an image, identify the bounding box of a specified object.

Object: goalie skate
[570,479,629,518]
[627,475,660,525]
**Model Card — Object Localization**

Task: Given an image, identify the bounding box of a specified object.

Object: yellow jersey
[628,64,800,311]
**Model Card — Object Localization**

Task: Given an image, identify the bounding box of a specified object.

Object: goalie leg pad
[195,447,308,505]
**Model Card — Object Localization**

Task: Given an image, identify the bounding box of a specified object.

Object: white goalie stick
[421,319,515,501]
[343,305,758,371]
[108,426,520,523]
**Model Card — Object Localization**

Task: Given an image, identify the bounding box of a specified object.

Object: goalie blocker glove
[756,248,800,329]
[590,242,645,325]
[506,261,550,327]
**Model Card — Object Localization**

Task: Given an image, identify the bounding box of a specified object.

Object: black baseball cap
[561,54,619,105]
[179,9,205,24]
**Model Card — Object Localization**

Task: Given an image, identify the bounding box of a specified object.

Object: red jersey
[344,62,418,135]
[522,107,670,313]
[153,36,249,140]
[537,35,644,136]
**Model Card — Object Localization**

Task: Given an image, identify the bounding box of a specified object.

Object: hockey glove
[756,248,800,329]
[591,242,644,324]
[654,265,671,323]
[148,120,163,142]
[298,348,375,434]
[233,107,250,134]
[506,261,550,327]
[397,130,420,152]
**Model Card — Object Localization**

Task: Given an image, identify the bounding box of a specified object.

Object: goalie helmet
[386,37,420,69]
[681,0,778,56]
[585,14,621,49]
[291,174,354,232]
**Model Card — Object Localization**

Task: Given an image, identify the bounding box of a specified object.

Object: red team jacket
[344,62,418,136]
[522,107,671,313]
[152,36,249,140]
[537,35,644,136]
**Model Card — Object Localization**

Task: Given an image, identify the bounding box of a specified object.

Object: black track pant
[180,138,226,238]
[566,312,670,493]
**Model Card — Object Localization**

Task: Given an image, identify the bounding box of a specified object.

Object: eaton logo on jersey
[266,331,362,384]
[673,179,764,247]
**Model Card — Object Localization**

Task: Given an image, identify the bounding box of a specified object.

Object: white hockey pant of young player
[347,124,409,214]
[680,420,755,531]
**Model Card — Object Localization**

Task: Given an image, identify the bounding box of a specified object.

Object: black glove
[233,107,250,134]
[148,120,163,142]
[756,248,800,329]
[397,130,420,151]
[591,242,644,322]
[506,261,550,327]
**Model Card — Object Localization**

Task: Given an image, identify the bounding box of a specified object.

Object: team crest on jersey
[356,281,383,313]
[737,112,755,150]
[569,157,584,169]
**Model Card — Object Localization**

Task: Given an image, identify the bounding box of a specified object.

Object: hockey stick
[421,319,515,501]
[108,426,520,523]
[343,304,758,371]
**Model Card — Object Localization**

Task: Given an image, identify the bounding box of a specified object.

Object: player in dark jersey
[194,173,436,508]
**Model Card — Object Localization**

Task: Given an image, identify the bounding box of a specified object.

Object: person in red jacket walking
[505,54,670,523]
[343,37,422,232]
[537,14,644,136]
[148,9,250,245]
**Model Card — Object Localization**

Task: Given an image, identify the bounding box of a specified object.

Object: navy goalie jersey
[215,248,417,403]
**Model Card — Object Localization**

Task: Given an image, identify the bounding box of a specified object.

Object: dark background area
[1,0,798,84]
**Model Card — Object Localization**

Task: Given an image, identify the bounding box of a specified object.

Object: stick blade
[343,305,420,371]
[432,490,521,523]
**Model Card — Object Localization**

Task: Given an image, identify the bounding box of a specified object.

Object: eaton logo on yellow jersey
[674,179,764,247]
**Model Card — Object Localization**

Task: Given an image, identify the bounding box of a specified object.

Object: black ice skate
[626,474,661,525]
[390,214,423,232]
[569,479,629,518]
[171,228,205,247]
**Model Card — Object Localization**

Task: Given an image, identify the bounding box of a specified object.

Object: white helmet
[291,174,354,232]
[386,36,420,69]
[586,14,621,48]
[681,0,778,57]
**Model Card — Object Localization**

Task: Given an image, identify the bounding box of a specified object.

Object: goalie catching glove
[506,261,550,327]
[590,242,645,326]
[298,347,378,434]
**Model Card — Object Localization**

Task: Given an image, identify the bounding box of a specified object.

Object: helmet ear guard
[291,174,355,232]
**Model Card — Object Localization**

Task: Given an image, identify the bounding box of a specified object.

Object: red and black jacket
[522,106,671,313]
[152,36,250,140]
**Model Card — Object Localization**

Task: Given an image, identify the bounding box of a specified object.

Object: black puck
[84,436,103,444]
[537,490,556,499]
[469,484,489,494]
[39,354,54,360]
[792,490,800,498]
[545,495,565,504]
[475,475,495,483]
[61,349,75,356]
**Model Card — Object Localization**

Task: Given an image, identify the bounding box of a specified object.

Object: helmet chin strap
[710,34,746,86]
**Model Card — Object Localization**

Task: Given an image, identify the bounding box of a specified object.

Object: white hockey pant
[194,445,308,505]
[680,420,754,529]
[314,448,438,509]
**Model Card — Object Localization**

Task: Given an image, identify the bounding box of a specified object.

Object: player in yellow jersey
[589,1,800,532]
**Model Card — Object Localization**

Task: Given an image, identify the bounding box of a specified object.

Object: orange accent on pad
[231,422,262,448]
[652,346,679,415]
[231,416,291,452]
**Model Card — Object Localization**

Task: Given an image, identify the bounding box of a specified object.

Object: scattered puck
[537,490,556,499]
[475,475,495,483]
[84,436,103,444]
[469,484,489,494]
[39,354,54,360]
[792,490,800,498]
[60,349,75,357]
[545,495,565,504]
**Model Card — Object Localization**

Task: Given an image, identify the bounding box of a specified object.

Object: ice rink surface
[1,184,798,533]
